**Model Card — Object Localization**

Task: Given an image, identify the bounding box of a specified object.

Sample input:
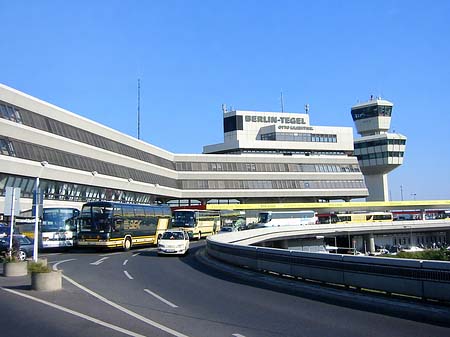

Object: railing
[206,226,450,302]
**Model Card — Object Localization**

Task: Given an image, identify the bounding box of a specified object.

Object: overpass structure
[206,221,450,302]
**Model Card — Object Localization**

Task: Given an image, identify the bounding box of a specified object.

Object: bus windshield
[257,213,270,223]
[172,211,196,228]
[79,205,114,233]
[42,208,79,232]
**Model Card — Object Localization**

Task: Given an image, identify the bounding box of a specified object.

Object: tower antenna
[137,78,141,140]
[280,91,284,112]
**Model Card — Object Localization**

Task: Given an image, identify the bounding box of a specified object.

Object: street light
[33,161,48,262]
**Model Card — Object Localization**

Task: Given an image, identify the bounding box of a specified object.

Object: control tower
[351,96,407,201]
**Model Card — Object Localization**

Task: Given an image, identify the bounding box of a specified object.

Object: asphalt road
[1,241,450,337]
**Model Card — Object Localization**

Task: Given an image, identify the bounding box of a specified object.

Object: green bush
[28,261,52,273]
[390,249,450,261]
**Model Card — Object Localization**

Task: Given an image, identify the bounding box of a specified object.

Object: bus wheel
[197,232,202,241]
[123,237,132,251]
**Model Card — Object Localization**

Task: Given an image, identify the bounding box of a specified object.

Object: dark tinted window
[224,116,243,132]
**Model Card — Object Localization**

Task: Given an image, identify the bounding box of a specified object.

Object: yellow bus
[171,209,220,240]
[336,212,393,223]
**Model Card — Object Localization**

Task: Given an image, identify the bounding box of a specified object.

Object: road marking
[144,289,179,308]
[132,252,140,257]
[124,270,134,280]
[60,274,189,337]
[1,287,146,337]
[90,257,109,265]
[52,259,76,271]
[232,334,247,337]
[123,259,128,266]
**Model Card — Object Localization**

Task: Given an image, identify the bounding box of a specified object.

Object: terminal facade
[1,83,374,211]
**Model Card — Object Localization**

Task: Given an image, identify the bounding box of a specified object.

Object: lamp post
[33,161,48,262]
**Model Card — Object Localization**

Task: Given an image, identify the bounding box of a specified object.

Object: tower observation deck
[351,96,407,201]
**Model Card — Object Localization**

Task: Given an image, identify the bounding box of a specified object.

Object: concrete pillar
[363,234,376,254]
[364,174,389,202]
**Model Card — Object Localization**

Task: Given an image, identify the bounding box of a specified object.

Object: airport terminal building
[0,83,369,211]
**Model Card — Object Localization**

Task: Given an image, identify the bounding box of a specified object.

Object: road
[1,241,450,337]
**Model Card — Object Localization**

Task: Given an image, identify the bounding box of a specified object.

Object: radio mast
[280,91,284,112]
[137,79,141,140]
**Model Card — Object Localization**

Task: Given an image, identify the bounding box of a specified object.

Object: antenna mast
[280,91,284,112]
[137,79,141,140]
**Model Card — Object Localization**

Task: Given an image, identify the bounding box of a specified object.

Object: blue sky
[1,1,449,200]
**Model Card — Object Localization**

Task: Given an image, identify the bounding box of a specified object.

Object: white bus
[17,207,80,249]
[255,210,318,228]
[40,207,80,248]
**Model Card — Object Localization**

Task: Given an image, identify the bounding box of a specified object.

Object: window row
[181,179,366,190]
[0,103,23,123]
[356,152,404,160]
[354,138,406,149]
[175,161,360,173]
[2,137,177,188]
[0,174,156,204]
[261,132,337,143]
[0,101,175,170]
[351,104,392,121]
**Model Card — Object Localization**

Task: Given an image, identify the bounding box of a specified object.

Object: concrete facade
[0,83,369,211]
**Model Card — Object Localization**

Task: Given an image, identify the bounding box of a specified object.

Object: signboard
[4,187,21,216]
[32,188,43,217]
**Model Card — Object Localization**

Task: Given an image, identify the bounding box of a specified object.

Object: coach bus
[255,210,318,228]
[16,207,80,249]
[40,207,80,249]
[171,209,221,240]
[77,202,171,250]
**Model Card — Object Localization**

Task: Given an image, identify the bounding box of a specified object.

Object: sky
[1,0,449,201]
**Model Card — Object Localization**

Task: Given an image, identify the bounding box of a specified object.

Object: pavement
[195,248,450,327]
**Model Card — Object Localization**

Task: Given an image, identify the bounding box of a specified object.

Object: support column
[363,233,376,254]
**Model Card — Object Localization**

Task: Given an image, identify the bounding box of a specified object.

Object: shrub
[28,261,52,273]
[391,249,450,261]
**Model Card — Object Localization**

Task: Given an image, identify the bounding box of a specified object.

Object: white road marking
[61,274,189,337]
[90,257,109,265]
[124,270,134,280]
[123,259,128,266]
[232,334,247,337]
[1,287,146,337]
[52,259,76,271]
[132,252,140,257]
[144,289,179,308]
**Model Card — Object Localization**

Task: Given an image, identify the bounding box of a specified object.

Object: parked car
[157,230,190,255]
[218,226,237,234]
[0,234,34,261]
[0,226,11,238]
